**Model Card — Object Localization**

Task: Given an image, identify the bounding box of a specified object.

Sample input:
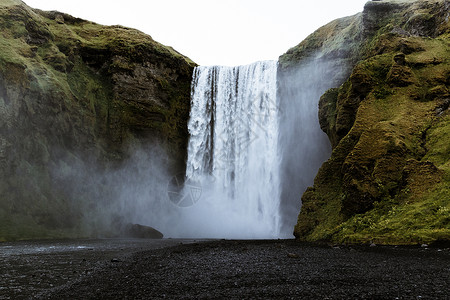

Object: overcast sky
[24,0,369,66]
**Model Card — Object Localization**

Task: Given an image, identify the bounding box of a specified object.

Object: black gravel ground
[0,239,191,300]
[28,239,450,299]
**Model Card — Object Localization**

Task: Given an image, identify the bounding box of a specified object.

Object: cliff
[283,0,449,244]
[0,0,195,240]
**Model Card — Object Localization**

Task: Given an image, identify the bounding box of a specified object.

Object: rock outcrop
[0,0,195,240]
[123,223,164,239]
[283,0,449,244]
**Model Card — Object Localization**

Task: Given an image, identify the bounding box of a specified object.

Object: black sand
[1,239,449,299]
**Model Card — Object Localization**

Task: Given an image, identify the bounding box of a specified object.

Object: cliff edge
[0,0,195,240]
[283,0,449,244]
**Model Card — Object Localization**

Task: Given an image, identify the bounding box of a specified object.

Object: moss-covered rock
[0,0,195,240]
[289,0,450,244]
[279,11,363,86]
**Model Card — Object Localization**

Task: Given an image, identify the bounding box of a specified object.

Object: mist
[277,55,351,236]
[50,138,279,239]
[49,143,178,238]
[45,55,350,240]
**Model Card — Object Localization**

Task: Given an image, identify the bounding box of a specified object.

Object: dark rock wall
[0,0,195,240]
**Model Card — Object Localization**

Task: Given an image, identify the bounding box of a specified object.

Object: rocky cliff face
[277,9,364,234]
[282,0,449,244]
[0,0,195,240]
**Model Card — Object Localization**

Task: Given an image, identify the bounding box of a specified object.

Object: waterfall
[183,61,280,239]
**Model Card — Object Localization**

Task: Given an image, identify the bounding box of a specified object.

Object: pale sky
[24,0,369,66]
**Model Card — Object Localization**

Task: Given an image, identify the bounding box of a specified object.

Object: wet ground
[1,239,449,299]
[0,238,194,299]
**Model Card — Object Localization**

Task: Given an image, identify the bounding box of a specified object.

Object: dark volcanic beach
[1,239,448,299]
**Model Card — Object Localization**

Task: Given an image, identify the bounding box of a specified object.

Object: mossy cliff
[282,0,449,244]
[0,0,195,240]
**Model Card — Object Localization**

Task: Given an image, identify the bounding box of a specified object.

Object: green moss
[279,13,363,69]
[321,88,338,126]
[0,0,195,241]
[67,57,113,136]
[0,212,86,241]
[0,0,22,7]
[333,181,450,244]
[0,36,27,67]
[293,0,450,245]
[373,86,394,99]
[423,114,450,170]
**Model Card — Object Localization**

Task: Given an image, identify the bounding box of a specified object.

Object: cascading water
[184,61,281,239]
[165,58,334,239]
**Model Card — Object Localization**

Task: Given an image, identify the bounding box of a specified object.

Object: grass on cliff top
[0,0,22,7]
[53,21,196,66]
[1,1,195,72]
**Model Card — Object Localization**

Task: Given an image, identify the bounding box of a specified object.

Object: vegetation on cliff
[0,0,195,240]
[285,0,449,244]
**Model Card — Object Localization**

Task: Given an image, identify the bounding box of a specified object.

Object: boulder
[124,223,164,239]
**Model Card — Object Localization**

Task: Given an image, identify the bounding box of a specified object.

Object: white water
[58,59,334,239]
[183,61,281,239]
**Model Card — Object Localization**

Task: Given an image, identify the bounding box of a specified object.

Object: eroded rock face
[285,0,450,244]
[0,0,195,240]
